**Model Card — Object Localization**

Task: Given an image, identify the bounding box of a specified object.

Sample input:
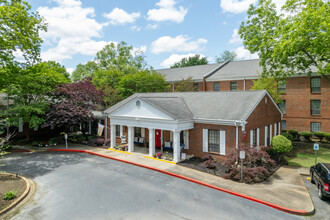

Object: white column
[236,126,238,149]
[270,124,273,142]
[120,125,123,137]
[110,124,116,148]
[173,130,180,163]
[278,122,281,135]
[149,128,155,157]
[128,126,134,152]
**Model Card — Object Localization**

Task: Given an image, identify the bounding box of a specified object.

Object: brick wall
[244,94,282,146]
[204,79,255,91]
[282,76,330,132]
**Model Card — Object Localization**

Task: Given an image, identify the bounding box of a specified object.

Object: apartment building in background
[157,59,330,133]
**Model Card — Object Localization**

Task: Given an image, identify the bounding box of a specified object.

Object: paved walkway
[11,144,314,214]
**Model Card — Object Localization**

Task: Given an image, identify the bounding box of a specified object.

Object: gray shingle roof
[207,59,262,81]
[105,90,269,122]
[156,63,222,82]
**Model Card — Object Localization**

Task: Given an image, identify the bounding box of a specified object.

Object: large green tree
[118,70,167,98]
[171,54,208,68]
[71,61,100,82]
[174,76,195,92]
[251,77,283,104]
[239,0,329,78]
[72,41,167,107]
[0,0,46,66]
[216,50,238,63]
[5,62,69,139]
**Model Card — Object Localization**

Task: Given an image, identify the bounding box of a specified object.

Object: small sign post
[64,134,68,149]
[240,151,245,183]
[313,143,319,165]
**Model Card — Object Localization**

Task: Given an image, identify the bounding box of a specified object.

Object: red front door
[155,129,161,148]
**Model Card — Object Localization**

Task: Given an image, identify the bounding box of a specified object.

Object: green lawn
[285,142,330,167]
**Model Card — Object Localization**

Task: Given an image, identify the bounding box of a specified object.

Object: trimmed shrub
[288,129,298,136]
[282,132,293,141]
[313,132,325,140]
[271,135,292,154]
[299,131,313,141]
[104,139,110,145]
[204,159,216,169]
[282,129,287,133]
[324,133,330,141]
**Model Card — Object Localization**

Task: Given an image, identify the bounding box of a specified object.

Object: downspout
[243,77,246,91]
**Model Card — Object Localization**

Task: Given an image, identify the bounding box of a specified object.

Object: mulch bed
[178,157,281,182]
[178,157,228,177]
[0,174,26,211]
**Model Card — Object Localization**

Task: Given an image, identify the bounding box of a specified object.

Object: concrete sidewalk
[11,144,314,214]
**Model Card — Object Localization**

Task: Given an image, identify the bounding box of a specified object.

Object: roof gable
[110,97,175,121]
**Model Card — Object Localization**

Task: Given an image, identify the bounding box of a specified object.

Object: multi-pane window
[230,81,237,91]
[311,100,321,115]
[208,130,220,152]
[277,81,286,93]
[116,125,120,136]
[135,127,141,137]
[278,100,286,114]
[311,122,321,132]
[193,83,199,91]
[311,78,321,93]
[282,120,286,130]
[213,82,220,91]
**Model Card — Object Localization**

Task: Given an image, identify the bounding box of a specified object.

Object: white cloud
[151,35,207,54]
[147,0,188,23]
[38,0,109,62]
[160,53,206,67]
[234,46,259,60]
[103,8,140,25]
[131,25,141,31]
[229,28,242,44]
[220,0,257,14]
[146,24,159,30]
[66,67,74,75]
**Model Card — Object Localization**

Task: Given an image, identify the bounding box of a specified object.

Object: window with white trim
[208,130,220,152]
[277,81,286,93]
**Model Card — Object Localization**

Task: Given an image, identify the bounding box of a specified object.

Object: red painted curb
[46,149,311,216]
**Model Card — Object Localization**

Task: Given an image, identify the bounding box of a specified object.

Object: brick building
[157,59,330,132]
[104,91,282,161]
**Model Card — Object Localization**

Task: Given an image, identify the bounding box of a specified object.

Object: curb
[144,155,176,164]
[0,173,31,216]
[45,149,313,216]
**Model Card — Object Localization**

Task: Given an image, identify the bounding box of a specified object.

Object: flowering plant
[156,152,162,158]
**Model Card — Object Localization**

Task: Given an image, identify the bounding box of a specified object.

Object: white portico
[105,95,194,163]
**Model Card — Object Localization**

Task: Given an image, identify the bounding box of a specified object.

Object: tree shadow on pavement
[1,152,87,178]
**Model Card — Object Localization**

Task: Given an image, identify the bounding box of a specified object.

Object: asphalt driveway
[2,152,303,220]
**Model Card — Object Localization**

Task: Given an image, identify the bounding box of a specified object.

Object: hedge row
[282,129,330,142]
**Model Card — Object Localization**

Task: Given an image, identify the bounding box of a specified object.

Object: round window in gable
[136,100,141,109]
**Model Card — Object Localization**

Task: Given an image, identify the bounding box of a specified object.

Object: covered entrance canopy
[105,95,194,162]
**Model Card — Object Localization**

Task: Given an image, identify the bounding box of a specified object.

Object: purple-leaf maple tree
[42,79,104,135]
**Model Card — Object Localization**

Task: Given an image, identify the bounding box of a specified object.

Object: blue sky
[27,0,285,73]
